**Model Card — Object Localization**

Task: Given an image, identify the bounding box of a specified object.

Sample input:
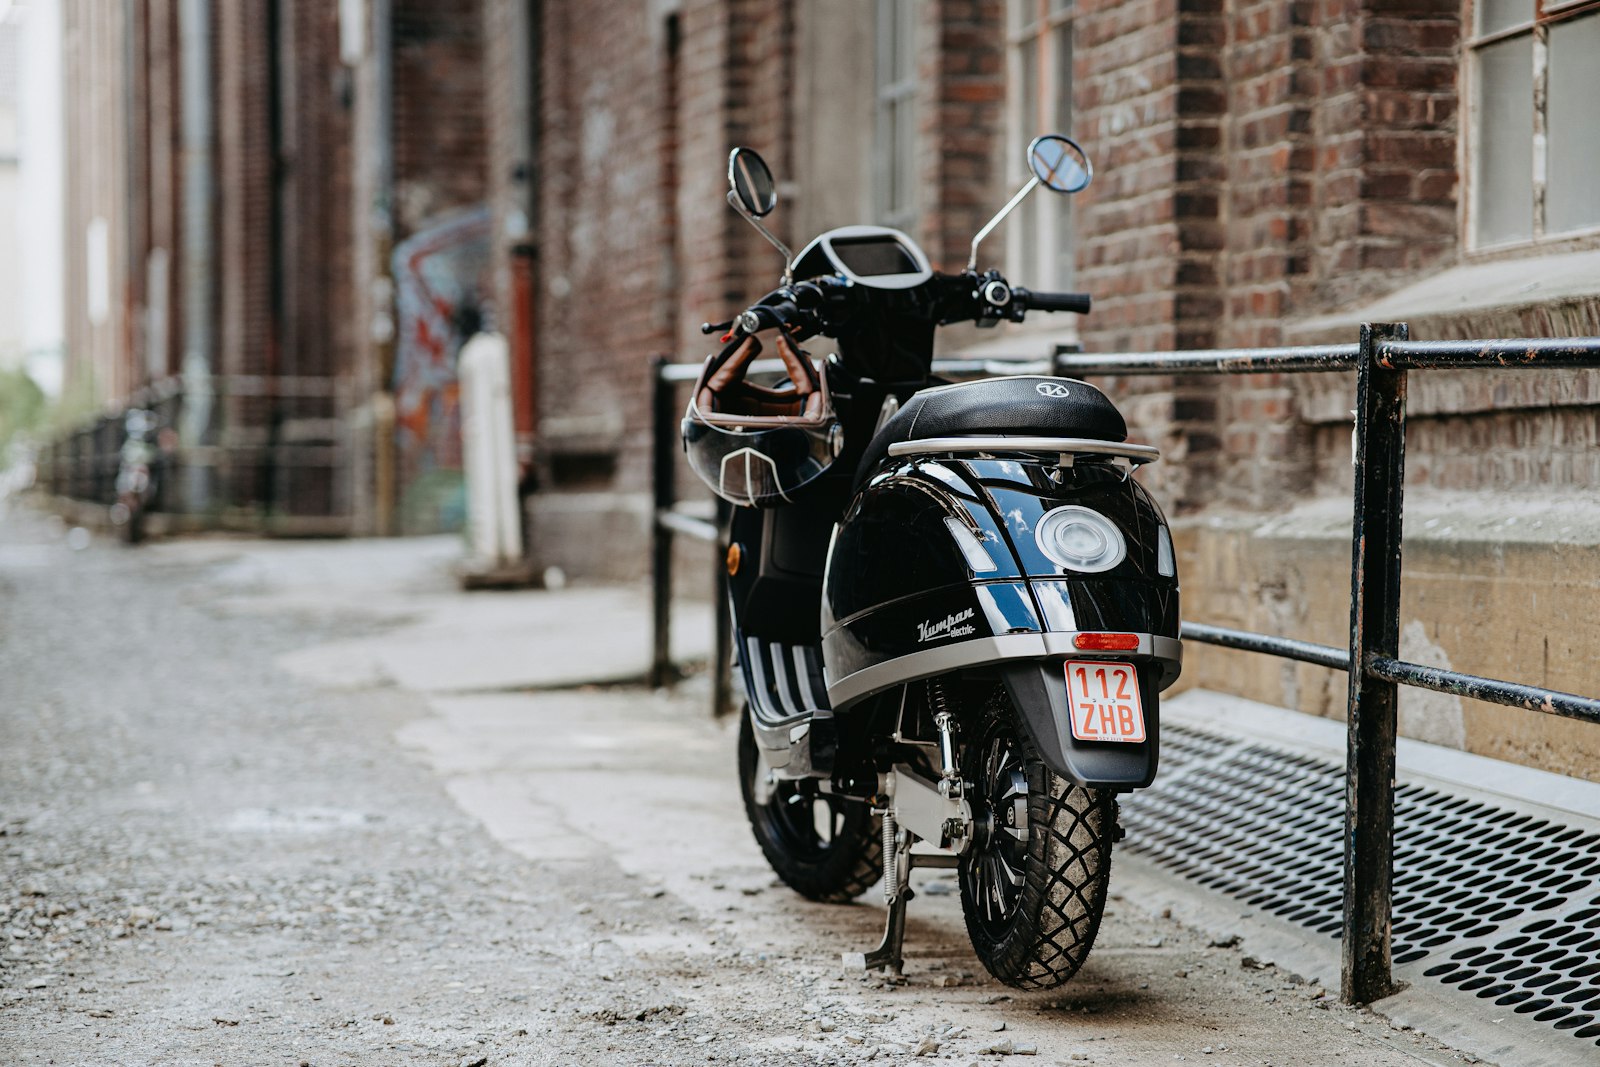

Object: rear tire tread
[961,696,1116,989]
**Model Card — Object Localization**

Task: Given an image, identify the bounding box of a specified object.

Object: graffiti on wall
[391,205,492,535]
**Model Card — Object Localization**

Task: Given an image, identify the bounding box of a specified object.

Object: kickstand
[844,817,921,976]
[844,888,912,975]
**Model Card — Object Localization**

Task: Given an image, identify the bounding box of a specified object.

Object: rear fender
[998,659,1161,790]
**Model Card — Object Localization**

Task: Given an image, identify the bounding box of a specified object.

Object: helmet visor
[681,406,837,507]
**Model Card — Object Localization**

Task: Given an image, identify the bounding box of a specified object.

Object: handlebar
[707,274,1089,344]
[1012,287,1092,315]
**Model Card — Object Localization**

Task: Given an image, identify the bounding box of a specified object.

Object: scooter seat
[853,375,1127,486]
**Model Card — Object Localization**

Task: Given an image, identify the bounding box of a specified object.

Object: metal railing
[648,323,1600,1005]
[34,374,351,526]
[35,378,184,512]
[1059,322,1600,1006]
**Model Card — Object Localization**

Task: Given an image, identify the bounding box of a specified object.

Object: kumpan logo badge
[918,608,976,643]
[1036,382,1071,398]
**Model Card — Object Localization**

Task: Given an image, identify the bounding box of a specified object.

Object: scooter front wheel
[958,694,1116,989]
[737,708,882,903]
[116,495,145,544]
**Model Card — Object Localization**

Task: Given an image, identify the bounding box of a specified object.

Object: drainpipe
[509,1,541,503]
[178,0,215,514]
[371,0,397,535]
[122,0,141,394]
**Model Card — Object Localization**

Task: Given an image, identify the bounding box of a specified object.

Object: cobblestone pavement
[0,508,1484,1066]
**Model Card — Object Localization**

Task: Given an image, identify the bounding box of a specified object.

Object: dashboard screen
[831,236,920,277]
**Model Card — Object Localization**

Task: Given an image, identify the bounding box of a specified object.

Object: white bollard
[458,332,524,570]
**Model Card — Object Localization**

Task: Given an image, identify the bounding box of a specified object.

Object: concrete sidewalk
[146,529,1572,1065]
[143,533,714,693]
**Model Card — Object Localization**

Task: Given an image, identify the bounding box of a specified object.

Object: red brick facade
[60,0,488,531]
[60,1,1600,546]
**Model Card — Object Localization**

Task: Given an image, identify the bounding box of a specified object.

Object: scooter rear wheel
[958,694,1116,989]
[737,708,882,903]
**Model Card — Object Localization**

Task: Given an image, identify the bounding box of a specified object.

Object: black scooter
[112,409,159,545]
[681,136,1181,989]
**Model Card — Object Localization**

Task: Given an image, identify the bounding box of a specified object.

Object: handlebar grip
[1016,289,1092,315]
[737,299,803,336]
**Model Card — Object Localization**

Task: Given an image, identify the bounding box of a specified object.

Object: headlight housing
[1034,505,1126,573]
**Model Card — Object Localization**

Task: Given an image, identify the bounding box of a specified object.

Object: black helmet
[681,333,841,507]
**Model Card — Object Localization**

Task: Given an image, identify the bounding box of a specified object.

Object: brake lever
[700,319,733,336]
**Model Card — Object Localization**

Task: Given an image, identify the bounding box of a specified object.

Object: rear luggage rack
[887,436,1160,464]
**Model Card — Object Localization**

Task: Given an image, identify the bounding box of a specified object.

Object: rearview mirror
[725,147,793,281]
[967,134,1094,270]
[727,147,777,218]
[1028,135,1092,194]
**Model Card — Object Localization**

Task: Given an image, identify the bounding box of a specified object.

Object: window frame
[1464,0,1600,253]
[1005,0,1076,295]
[872,0,920,235]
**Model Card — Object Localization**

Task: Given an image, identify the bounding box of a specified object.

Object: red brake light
[1073,632,1140,651]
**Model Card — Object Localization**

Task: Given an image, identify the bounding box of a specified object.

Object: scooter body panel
[821,454,1180,789]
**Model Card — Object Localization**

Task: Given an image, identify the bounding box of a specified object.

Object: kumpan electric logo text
[918,608,976,643]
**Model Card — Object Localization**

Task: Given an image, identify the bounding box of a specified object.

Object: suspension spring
[881,809,899,904]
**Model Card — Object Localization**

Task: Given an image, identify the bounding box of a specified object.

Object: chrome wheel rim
[962,727,1031,933]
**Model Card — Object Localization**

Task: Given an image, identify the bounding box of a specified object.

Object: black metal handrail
[649,323,1600,1007]
[1061,321,1600,1006]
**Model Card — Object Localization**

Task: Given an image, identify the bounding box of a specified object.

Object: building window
[1007,0,1074,291]
[1469,0,1600,248]
[873,0,918,234]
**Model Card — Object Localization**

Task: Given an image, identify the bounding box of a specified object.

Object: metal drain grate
[1124,723,1600,1050]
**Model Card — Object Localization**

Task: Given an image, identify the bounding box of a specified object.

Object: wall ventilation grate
[1123,723,1600,1050]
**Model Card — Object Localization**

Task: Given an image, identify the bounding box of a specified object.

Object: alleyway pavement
[1,506,1489,1065]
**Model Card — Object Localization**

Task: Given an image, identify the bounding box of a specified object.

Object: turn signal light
[1073,632,1140,651]
[726,542,743,576]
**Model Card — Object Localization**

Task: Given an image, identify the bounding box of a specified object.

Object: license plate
[1064,660,1146,743]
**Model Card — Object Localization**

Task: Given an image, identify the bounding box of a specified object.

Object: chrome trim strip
[769,642,800,718]
[793,645,821,710]
[887,437,1160,464]
[825,631,1183,710]
[746,637,778,723]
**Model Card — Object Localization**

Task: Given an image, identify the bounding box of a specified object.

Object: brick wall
[393,0,488,237]
[916,0,1006,273]
[1071,0,1225,513]
[60,0,133,405]
[277,2,358,517]
[1219,1,1461,508]
[214,0,272,511]
[1065,0,1468,512]
[140,0,181,383]
[533,0,673,501]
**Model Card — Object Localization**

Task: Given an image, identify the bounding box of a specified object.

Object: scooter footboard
[997,659,1164,790]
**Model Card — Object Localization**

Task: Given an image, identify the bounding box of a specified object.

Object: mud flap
[749,707,835,779]
[998,661,1160,790]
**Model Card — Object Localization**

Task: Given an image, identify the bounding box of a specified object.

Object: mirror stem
[727,191,795,284]
[966,176,1039,272]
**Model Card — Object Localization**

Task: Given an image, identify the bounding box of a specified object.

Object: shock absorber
[927,679,969,849]
[927,678,959,786]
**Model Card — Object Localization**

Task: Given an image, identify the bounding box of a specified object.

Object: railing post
[648,356,676,688]
[712,496,734,718]
[1342,321,1408,1005]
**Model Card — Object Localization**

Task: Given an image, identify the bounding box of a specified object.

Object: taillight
[1073,632,1140,651]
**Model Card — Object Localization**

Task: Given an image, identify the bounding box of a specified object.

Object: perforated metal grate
[1124,723,1600,1050]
